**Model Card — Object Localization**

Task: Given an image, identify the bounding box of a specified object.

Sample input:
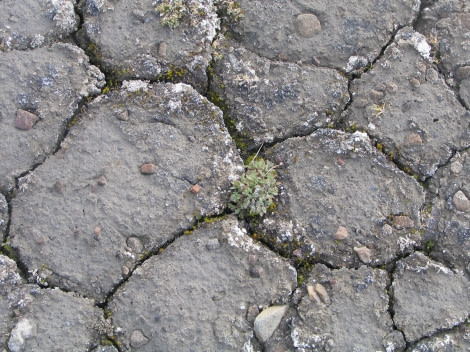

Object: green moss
[424,240,435,254]
[1,242,17,261]
[297,274,305,286]
[86,42,102,63]
[158,64,187,83]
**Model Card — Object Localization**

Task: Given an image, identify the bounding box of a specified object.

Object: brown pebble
[249,254,258,265]
[15,109,38,130]
[409,77,420,88]
[117,110,128,121]
[453,190,470,212]
[336,157,345,166]
[334,226,348,240]
[250,266,263,278]
[158,41,167,57]
[190,184,201,194]
[307,285,321,304]
[53,180,64,194]
[393,215,414,229]
[292,248,303,258]
[354,246,372,263]
[404,133,423,146]
[94,226,101,236]
[140,163,155,174]
[97,176,107,186]
[294,13,321,37]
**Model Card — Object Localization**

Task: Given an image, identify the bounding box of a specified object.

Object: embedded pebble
[409,77,421,88]
[334,226,349,240]
[206,238,220,250]
[15,109,38,130]
[354,246,372,263]
[94,227,101,236]
[250,266,263,278]
[307,285,321,304]
[53,180,64,194]
[450,161,463,174]
[190,184,201,194]
[97,176,107,186]
[294,14,321,37]
[130,329,149,348]
[140,163,156,174]
[126,237,143,253]
[254,305,288,343]
[404,133,423,146]
[453,190,470,212]
[382,224,393,236]
[314,283,330,305]
[393,215,414,229]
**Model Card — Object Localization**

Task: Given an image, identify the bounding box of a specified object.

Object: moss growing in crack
[158,64,187,83]
[424,239,435,255]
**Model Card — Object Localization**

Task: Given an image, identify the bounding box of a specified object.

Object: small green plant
[229,155,278,219]
[156,0,186,29]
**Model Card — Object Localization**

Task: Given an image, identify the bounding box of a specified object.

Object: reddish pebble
[140,163,155,174]
[15,109,38,130]
[336,157,345,166]
[94,226,101,236]
[191,184,201,193]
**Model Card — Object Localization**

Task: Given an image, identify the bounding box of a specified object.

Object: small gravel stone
[453,190,470,212]
[250,266,263,278]
[307,285,321,304]
[97,176,107,186]
[450,161,463,174]
[206,238,220,250]
[15,109,38,130]
[334,226,349,240]
[294,14,321,37]
[126,237,143,253]
[190,184,201,194]
[354,246,372,263]
[404,133,423,146]
[254,305,288,343]
[314,283,330,305]
[393,215,414,229]
[140,163,156,174]
[130,329,149,348]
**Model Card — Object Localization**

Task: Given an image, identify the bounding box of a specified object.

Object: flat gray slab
[0,255,25,350]
[392,252,470,343]
[79,0,219,93]
[10,82,243,303]
[345,27,470,180]
[210,36,349,149]
[108,216,297,351]
[227,0,419,70]
[425,150,470,273]
[7,287,102,352]
[407,323,470,351]
[258,129,425,267]
[0,43,105,193]
[292,264,397,351]
[0,0,78,51]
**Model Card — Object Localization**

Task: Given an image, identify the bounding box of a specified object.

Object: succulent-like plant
[229,158,278,218]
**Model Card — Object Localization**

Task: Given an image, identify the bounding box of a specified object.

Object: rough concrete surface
[0,0,470,351]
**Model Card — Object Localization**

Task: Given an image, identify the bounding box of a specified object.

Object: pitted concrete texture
[9,82,242,303]
[1,0,470,351]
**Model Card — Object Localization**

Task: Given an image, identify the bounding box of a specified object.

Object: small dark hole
[433,118,439,122]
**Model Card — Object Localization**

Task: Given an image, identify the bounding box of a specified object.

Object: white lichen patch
[122,80,150,92]
[397,29,431,61]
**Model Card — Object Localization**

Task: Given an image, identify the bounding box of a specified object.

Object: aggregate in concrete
[257,129,425,267]
[78,0,219,93]
[345,27,470,181]
[392,252,470,344]
[0,0,79,51]
[210,36,349,150]
[9,82,243,303]
[108,216,296,351]
[0,43,105,193]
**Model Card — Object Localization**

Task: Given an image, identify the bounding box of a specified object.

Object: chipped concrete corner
[1,0,469,351]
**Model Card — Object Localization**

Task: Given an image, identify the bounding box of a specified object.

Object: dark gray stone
[424,151,470,272]
[345,27,470,180]
[108,217,296,351]
[392,252,470,343]
[0,43,105,193]
[9,81,243,303]
[258,129,425,267]
[79,0,219,93]
[0,0,79,51]
[292,264,394,351]
[227,0,419,70]
[210,36,349,150]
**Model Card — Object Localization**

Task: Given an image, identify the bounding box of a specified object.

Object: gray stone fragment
[0,43,105,193]
[424,152,470,272]
[292,265,393,350]
[392,252,470,343]
[0,194,7,236]
[227,0,419,70]
[108,216,296,351]
[346,27,470,180]
[408,323,470,351]
[0,0,79,50]
[79,0,219,93]
[10,82,243,303]
[210,36,349,149]
[7,287,102,351]
[254,305,288,343]
[259,129,425,267]
[0,255,26,351]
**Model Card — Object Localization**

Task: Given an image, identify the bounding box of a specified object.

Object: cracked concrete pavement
[1,0,469,351]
